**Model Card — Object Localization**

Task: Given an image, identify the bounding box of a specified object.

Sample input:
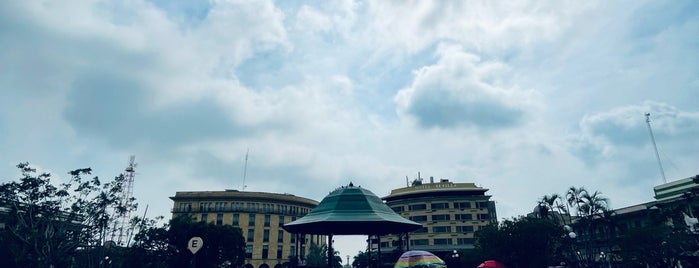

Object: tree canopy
[0,163,246,268]
[474,216,566,268]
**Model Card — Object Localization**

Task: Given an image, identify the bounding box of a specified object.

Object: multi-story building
[379,177,497,257]
[170,190,324,268]
[541,174,699,267]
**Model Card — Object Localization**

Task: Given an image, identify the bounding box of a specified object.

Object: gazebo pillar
[405,232,410,251]
[327,234,333,268]
[376,234,381,268]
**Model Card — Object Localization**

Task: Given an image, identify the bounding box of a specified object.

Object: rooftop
[383,178,489,201]
[170,190,319,206]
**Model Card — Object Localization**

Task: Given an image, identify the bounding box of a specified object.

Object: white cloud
[1,0,698,261]
[395,44,540,130]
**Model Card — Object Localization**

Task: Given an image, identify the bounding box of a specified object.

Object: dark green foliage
[0,163,135,268]
[352,250,370,268]
[474,216,566,268]
[305,242,342,268]
[164,215,246,268]
[618,210,699,267]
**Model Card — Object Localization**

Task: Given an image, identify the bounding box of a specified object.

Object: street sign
[187,237,203,254]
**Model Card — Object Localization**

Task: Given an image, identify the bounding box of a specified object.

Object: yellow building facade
[170,190,324,268]
[380,178,497,255]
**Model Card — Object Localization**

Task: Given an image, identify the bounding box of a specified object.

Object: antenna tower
[645,113,667,183]
[111,155,137,246]
[241,149,249,191]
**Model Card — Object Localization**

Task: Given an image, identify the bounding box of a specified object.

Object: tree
[124,216,174,268]
[537,194,568,225]
[566,186,588,218]
[0,163,135,268]
[166,215,246,268]
[618,204,699,267]
[306,242,342,268]
[352,250,370,268]
[474,216,565,268]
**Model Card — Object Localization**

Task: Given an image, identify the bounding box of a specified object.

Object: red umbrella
[477,260,507,268]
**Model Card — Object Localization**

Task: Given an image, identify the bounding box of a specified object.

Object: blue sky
[1,0,698,259]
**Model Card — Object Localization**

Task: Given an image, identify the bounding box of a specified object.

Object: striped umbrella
[394,250,446,268]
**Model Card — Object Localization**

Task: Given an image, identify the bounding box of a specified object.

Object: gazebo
[283,183,422,268]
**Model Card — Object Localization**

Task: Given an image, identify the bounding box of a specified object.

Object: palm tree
[537,194,568,225]
[579,190,609,217]
[575,190,610,267]
[566,186,588,217]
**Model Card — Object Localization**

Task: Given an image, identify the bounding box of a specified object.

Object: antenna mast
[241,148,249,191]
[645,113,667,183]
[111,155,137,246]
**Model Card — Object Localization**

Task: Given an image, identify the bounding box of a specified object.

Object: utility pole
[645,113,667,183]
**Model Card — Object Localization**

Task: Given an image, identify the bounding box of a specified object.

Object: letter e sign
[188,237,203,254]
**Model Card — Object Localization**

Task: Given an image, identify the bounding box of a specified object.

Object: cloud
[569,101,699,186]
[63,71,251,150]
[395,44,537,130]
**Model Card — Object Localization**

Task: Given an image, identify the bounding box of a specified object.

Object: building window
[457,238,474,245]
[431,214,450,221]
[215,202,226,211]
[247,229,255,242]
[277,245,283,259]
[409,204,427,211]
[410,239,429,246]
[178,202,191,212]
[380,242,389,248]
[262,245,269,259]
[263,230,270,242]
[455,202,471,209]
[433,226,451,233]
[216,213,223,225]
[456,226,474,233]
[433,238,452,245]
[409,215,427,222]
[278,230,284,243]
[455,214,473,221]
[200,213,208,222]
[291,233,296,243]
[249,213,256,226]
[199,202,211,212]
[477,214,490,220]
[430,203,449,210]
[279,215,285,227]
[476,201,489,208]
[265,215,271,227]
[246,245,253,258]
[290,246,296,257]
[233,214,239,226]
[391,206,404,213]
[411,227,428,234]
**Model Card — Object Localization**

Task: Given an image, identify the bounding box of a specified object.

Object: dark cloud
[63,72,249,150]
[405,84,524,129]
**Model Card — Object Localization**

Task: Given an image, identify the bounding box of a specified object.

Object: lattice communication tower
[111,155,137,246]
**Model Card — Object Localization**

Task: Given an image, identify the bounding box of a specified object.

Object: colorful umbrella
[477,260,507,268]
[394,250,446,268]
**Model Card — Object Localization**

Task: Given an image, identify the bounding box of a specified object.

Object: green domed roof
[283,183,422,235]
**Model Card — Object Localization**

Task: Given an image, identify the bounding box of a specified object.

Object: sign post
[188,237,203,268]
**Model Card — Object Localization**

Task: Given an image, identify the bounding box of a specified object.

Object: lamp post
[562,225,578,266]
[451,250,460,267]
[599,251,610,268]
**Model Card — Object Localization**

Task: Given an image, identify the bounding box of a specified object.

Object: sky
[1,0,698,262]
